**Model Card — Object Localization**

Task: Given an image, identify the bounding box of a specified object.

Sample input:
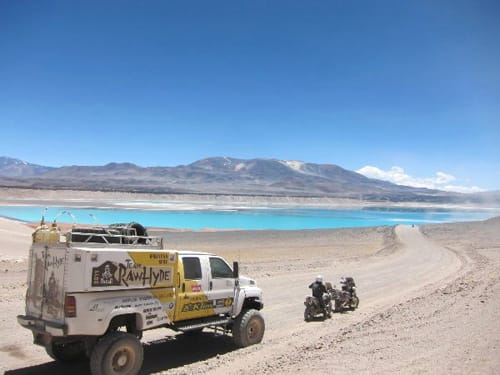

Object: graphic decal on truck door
[26,244,66,321]
[27,251,45,314]
[43,245,66,321]
[175,256,215,321]
[46,271,61,315]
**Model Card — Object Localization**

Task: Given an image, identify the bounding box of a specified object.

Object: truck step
[175,317,232,332]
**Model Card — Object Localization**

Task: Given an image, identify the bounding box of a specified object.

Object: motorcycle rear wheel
[350,296,360,310]
[333,299,343,313]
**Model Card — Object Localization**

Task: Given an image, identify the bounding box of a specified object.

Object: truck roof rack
[68,222,163,248]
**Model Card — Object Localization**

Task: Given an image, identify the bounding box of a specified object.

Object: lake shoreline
[2,186,499,211]
[1,187,499,231]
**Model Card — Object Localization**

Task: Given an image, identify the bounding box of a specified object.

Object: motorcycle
[329,277,359,312]
[304,292,332,321]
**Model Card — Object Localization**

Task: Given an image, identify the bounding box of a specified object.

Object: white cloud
[356,165,484,193]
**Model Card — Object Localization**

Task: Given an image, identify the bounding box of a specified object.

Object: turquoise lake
[0,205,498,230]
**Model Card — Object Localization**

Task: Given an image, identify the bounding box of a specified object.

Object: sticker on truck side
[88,291,176,327]
[91,261,173,287]
[91,251,176,288]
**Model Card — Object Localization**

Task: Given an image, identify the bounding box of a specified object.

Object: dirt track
[162,225,466,375]
[1,219,499,374]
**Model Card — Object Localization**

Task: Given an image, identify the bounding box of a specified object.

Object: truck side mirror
[233,261,239,279]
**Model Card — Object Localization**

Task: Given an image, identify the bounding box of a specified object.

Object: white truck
[17,220,265,375]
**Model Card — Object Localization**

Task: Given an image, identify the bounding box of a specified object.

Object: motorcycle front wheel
[325,302,332,318]
[350,296,360,310]
[304,306,313,322]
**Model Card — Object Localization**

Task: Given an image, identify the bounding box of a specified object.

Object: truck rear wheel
[46,341,86,362]
[233,309,265,348]
[90,332,143,375]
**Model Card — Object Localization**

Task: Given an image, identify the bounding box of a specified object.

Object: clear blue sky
[1,1,499,191]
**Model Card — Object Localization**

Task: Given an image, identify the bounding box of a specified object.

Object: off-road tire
[334,298,343,313]
[304,306,313,322]
[90,332,143,375]
[46,341,86,362]
[350,296,360,310]
[233,309,265,348]
[325,302,332,318]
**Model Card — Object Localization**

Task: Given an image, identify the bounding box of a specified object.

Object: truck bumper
[17,315,67,337]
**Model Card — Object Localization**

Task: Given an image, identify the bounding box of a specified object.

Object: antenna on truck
[89,213,99,225]
[54,210,76,224]
[64,210,77,227]
[39,207,48,226]
[65,210,77,224]
[53,210,77,225]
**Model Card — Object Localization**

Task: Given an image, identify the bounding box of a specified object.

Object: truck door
[26,244,67,323]
[175,256,213,321]
[42,244,66,322]
[206,257,235,315]
[26,244,45,318]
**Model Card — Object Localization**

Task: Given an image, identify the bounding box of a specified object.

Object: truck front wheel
[90,332,143,375]
[233,309,265,348]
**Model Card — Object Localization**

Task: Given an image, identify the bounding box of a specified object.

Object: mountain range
[0,156,493,204]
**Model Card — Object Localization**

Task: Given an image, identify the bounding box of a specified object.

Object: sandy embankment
[0,214,499,374]
[0,218,34,262]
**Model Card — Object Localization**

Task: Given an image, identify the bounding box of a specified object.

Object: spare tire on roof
[109,222,148,244]
[129,222,147,237]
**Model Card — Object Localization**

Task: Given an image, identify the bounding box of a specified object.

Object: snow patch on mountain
[279,160,305,173]
[234,163,246,171]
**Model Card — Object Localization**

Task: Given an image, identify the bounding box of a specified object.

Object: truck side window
[182,257,202,280]
[209,257,233,278]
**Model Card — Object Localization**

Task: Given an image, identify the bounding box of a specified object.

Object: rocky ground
[0,215,499,374]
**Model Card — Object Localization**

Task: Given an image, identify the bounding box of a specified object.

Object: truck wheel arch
[234,291,263,317]
[242,296,263,311]
[107,313,143,338]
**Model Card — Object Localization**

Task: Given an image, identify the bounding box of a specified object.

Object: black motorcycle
[304,292,332,321]
[330,277,359,312]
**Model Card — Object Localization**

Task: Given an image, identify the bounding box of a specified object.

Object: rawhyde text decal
[92,260,173,288]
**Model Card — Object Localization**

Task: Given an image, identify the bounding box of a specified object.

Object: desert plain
[0,188,499,374]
